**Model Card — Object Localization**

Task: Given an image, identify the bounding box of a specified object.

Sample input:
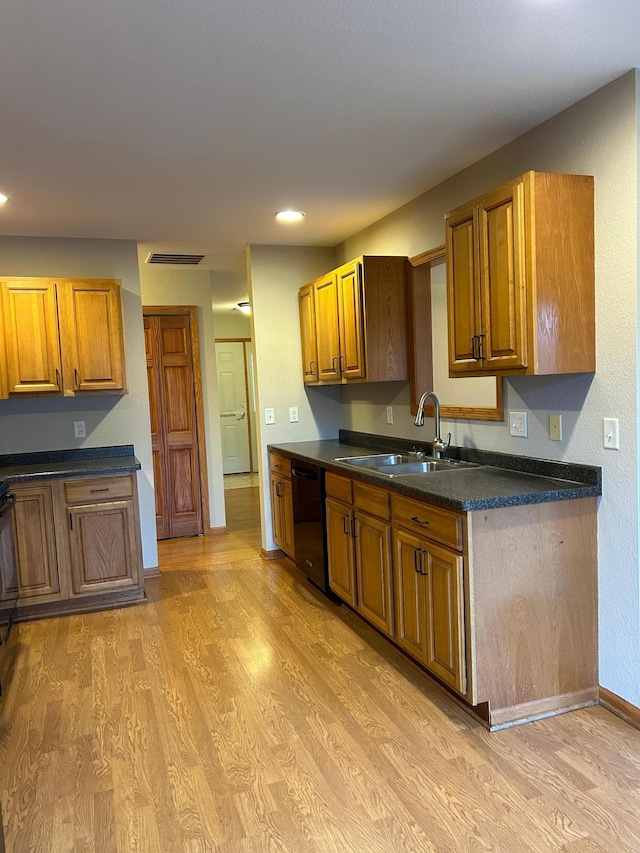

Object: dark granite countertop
[268,431,601,512]
[0,446,141,488]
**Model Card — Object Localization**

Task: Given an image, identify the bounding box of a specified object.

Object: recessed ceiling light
[0,193,9,205]
[236,301,251,314]
[275,209,305,223]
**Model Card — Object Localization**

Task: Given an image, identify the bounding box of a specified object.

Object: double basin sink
[334,453,481,478]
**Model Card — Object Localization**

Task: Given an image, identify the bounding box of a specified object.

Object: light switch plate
[603,417,619,450]
[265,408,275,425]
[509,411,528,438]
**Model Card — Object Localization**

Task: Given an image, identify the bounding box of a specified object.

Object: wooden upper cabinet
[298,283,319,384]
[314,272,341,382]
[1,279,62,395]
[59,280,127,394]
[0,277,128,398]
[446,171,595,377]
[303,256,409,385]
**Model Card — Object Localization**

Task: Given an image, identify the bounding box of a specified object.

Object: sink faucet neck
[414,391,451,459]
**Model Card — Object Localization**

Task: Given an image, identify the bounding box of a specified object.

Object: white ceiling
[1,0,639,296]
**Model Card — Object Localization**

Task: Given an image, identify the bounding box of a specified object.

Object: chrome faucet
[414,391,451,459]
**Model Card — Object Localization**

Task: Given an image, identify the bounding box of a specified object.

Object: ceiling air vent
[146,253,205,265]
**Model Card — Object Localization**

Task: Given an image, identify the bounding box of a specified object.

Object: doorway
[144,307,210,540]
[215,338,258,483]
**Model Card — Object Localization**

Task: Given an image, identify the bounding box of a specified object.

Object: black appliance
[291,461,333,597]
[0,489,19,698]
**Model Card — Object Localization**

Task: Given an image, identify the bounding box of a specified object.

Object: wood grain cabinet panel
[65,473,143,596]
[446,171,595,377]
[12,483,60,599]
[0,277,128,398]
[354,510,393,635]
[270,468,294,559]
[298,283,319,384]
[325,497,356,606]
[303,256,409,386]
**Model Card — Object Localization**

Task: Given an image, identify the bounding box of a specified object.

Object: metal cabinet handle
[419,549,427,576]
[306,360,315,375]
[332,356,340,374]
[275,482,281,497]
[343,515,350,535]
[55,368,60,388]
[477,334,485,360]
[74,368,80,388]
[411,516,429,526]
[90,488,109,493]
[351,517,358,538]
[413,548,421,574]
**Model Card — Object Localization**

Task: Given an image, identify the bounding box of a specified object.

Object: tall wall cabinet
[0,277,128,398]
[299,256,409,385]
[446,171,595,377]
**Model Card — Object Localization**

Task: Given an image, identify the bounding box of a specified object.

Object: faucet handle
[444,432,451,452]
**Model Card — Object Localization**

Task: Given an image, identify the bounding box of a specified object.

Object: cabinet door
[314,273,341,382]
[298,284,319,384]
[1,279,62,395]
[394,527,428,663]
[59,279,126,394]
[423,541,466,695]
[354,510,393,635]
[12,483,60,599]
[446,206,481,375]
[337,261,366,380]
[326,497,355,605]
[68,500,140,595]
[271,474,294,557]
[478,180,527,371]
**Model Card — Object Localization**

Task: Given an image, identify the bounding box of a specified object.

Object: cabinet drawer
[392,494,463,551]
[269,454,291,478]
[354,481,390,521]
[64,475,134,505]
[326,472,352,503]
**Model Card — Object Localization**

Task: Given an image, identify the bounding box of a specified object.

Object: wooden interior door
[215,341,251,474]
[144,312,203,540]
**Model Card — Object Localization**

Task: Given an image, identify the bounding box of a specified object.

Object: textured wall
[247,245,341,550]
[336,72,639,703]
[213,313,252,338]
[0,237,158,569]
[138,265,226,530]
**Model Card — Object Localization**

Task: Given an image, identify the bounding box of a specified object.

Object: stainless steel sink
[335,453,480,477]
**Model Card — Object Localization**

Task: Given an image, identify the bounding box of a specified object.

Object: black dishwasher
[291,461,332,597]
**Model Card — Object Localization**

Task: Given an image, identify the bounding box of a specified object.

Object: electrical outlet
[265,408,275,425]
[73,420,86,439]
[603,417,619,450]
[509,411,528,438]
[289,406,299,423]
[386,406,393,425]
[549,414,563,441]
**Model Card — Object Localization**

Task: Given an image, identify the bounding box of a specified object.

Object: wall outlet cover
[386,406,393,425]
[289,406,299,423]
[549,414,563,441]
[74,420,86,439]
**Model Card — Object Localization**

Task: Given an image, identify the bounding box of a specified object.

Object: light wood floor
[2,487,640,851]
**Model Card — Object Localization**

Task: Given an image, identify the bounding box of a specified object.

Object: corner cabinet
[0,277,128,398]
[446,171,595,377]
[299,256,409,385]
[325,473,597,729]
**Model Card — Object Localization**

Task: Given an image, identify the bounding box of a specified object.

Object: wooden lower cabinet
[325,475,597,728]
[12,483,60,599]
[0,472,144,619]
[394,526,465,694]
[354,510,393,635]
[270,471,294,558]
[325,497,356,606]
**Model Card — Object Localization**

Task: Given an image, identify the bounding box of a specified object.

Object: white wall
[138,265,226,530]
[213,313,252,338]
[336,72,639,704]
[247,245,342,550]
[0,237,158,570]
